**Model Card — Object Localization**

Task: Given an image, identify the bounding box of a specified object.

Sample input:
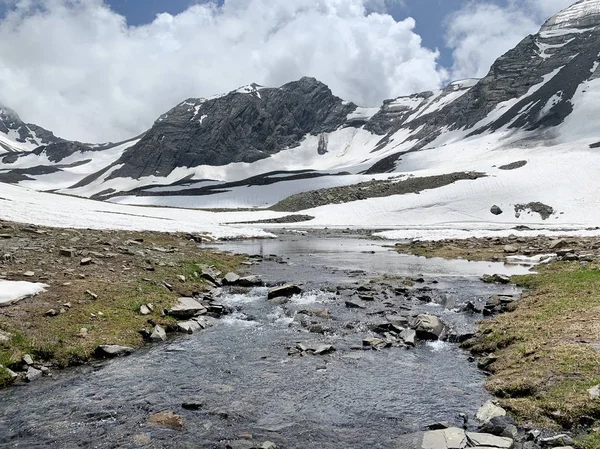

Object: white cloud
[0,0,445,142]
[446,0,574,80]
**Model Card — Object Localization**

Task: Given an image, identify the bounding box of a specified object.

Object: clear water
[0,235,528,449]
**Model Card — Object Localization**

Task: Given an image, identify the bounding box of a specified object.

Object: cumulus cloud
[0,0,445,142]
[446,0,574,80]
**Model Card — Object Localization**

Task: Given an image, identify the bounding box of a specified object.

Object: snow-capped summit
[541,0,600,31]
[0,103,60,153]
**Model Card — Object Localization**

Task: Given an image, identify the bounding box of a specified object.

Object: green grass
[0,251,246,381]
[468,262,600,431]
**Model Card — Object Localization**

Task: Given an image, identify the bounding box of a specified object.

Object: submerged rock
[94,345,134,358]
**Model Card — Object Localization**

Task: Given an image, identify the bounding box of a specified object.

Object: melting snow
[0,280,48,306]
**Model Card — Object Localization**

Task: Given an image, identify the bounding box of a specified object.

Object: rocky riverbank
[0,219,253,388]
[393,233,600,448]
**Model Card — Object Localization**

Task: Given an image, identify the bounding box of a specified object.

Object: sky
[0,0,576,142]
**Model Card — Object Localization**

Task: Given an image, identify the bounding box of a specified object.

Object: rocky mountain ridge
[0,0,599,211]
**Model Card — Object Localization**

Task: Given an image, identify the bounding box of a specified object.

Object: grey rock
[539,435,575,447]
[94,345,134,358]
[177,320,202,334]
[139,304,151,315]
[345,300,366,309]
[198,265,222,285]
[588,384,600,399]
[480,416,518,439]
[222,272,240,285]
[421,428,467,449]
[235,275,263,287]
[400,329,416,347]
[466,431,513,448]
[491,205,503,215]
[22,354,34,365]
[411,314,445,340]
[166,297,207,319]
[80,257,92,266]
[476,400,507,423]
[25,366,43,382]
[150,325,167,342]
[268,284,302,300]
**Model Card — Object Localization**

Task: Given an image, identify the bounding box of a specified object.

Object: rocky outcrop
[0,104,61,152]
[106,78,356,179]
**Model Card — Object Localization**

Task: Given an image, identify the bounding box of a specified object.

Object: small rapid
[0,233,529,449]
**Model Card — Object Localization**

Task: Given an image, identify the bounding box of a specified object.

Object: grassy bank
[0,223,246,388]
[465,262,600,447]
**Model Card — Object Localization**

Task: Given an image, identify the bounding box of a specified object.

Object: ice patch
[0,280,48,306]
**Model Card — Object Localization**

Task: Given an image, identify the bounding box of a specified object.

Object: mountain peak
[541,0,600,32]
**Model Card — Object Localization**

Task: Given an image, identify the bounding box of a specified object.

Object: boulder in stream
[411,314,445,340]
[94,345,134,358]
[268,284,302,300]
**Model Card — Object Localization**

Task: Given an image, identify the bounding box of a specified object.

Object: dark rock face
[107,78,356,179]
[0,105,61,151]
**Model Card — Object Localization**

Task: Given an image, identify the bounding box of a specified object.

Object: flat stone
[421,428,467,449]
[23,271,35,277]
[235,276,263,287]
[268,284,302,300]
[95,345,134,358]
[222,272,241,285]
[345,300,365,309]
[25,366,43,382]
[23,354,34,365]
[476,400,506,423]
[539,435,575,447]
[466,432,513,448]
[400,329,416,347]
[167,297,207,319]
[177,320,202,334]
[150,325,167,342]
[80,258,92,266]
[312,344,335,355]
[588,384,600,400]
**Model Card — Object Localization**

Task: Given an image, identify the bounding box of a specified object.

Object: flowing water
[0,233,531,449]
